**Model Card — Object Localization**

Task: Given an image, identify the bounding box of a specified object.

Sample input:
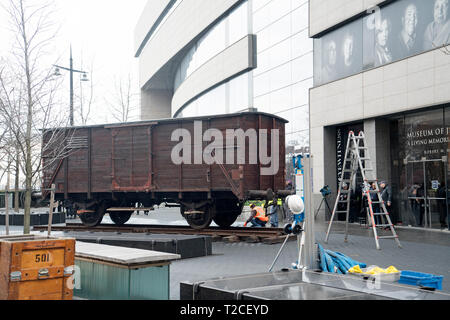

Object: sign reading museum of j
[406,127,450,159]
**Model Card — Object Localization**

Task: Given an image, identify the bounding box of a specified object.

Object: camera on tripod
[320,185,331,197]
[315,185,332,219]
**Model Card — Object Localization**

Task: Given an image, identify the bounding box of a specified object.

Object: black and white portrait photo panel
[316,19,363,84]
[396,1,423,59]
[339,19,363,78]
[424,0,450,50]
[321,37,338,84]
[363,5,396,69]
[364,0,450,68]
[315,0,450,86]
[364,0,450,69]
[390,0,444,60]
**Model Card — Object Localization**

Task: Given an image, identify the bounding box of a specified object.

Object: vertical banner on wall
[336,124,364,191]
[336,128,344,190]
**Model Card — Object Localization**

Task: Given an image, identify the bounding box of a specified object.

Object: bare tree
[0,0,72,234]
[0,62,25,212]
[13,143,21,212]
[76,56,95,126]
[107,74,139,123]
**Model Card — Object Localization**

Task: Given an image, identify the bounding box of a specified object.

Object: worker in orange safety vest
[244,203,269,227]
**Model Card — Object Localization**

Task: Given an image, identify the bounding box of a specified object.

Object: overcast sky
[0,0,148,125]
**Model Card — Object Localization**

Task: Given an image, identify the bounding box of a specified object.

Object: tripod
[314,194,332,219]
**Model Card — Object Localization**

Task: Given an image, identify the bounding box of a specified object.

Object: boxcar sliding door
[110,125,153,192]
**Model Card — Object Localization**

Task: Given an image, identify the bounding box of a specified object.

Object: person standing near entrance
[380,181,392,210]
[380,181,392,228]
[349,183,361,223]
[438,184,449,229]
[416,184,425,226]
[370,182,381,225]
[267,199,282,228]
[409,185,421,227]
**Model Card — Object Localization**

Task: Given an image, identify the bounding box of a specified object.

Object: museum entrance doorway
[405,158,448,229]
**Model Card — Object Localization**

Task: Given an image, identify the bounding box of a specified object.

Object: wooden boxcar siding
[43,113,287,198]
[66,128,89,194]
[91,127,113,193]
[153,122,185,191]
[112,126,151,190]
[242,114,286,193]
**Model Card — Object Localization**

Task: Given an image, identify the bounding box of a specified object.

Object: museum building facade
[310,0,450,230]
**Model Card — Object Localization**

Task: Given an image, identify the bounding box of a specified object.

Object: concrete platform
[61,231,212,259]
[0,210,65,226]
[75,241,181,266]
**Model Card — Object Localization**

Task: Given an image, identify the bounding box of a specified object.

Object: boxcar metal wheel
[109,212,132,226]
[80,202,106,227]
[212,201,243,228]
[213,213,239,228]
[182,205,213,230]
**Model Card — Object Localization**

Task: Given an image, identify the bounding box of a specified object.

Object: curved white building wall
[138,0,244,89]
[172,35,256,116]
[136,0,247,119]
[136,0,313,158]
[134,0,171,58]
[174,0,314,154]
[177,72,252,118]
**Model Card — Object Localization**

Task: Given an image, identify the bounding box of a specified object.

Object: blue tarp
[317,243,367,274]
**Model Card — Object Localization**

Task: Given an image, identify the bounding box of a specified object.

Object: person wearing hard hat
[267,198,283,228]
[244,204,269,227]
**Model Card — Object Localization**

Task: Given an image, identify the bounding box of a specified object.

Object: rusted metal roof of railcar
[42,111,289,132]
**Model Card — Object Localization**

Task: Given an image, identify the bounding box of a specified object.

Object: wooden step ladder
[325,131,402,250]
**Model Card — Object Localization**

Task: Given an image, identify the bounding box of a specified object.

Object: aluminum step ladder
[325,131,402,250]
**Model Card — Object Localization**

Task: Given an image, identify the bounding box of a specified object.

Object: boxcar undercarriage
[60,191,245,229]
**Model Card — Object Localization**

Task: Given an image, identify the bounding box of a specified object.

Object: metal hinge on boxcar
[64,266,75,276]
[38,268,50,279]
[10,271,21,282]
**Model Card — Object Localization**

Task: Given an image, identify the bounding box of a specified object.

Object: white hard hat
[286,195,305,214]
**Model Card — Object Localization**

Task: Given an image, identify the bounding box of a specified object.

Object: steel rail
[32,223,286,240]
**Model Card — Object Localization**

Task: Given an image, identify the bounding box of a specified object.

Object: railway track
[32,223,292,244]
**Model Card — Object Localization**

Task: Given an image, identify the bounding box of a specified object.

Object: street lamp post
[54,46,89,126]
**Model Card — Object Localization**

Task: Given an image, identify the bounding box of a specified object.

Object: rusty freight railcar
[41,112,289,229]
